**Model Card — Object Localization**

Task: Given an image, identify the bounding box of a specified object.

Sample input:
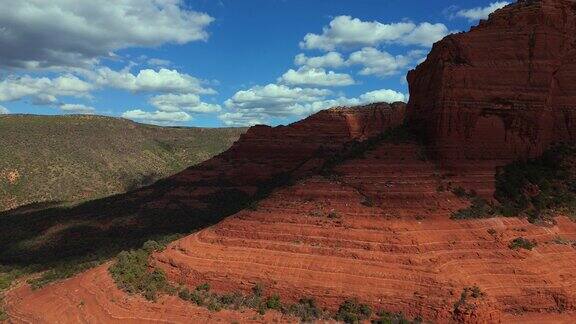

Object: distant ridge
[0,114,246,211]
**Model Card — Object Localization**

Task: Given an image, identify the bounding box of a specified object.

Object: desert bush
[453,286,485,314]
[196,283,211,292]
[494,145,576,220]
[336,298,373,323]
[451,197,495,219]
[508,237,537,250]
[372,311,415,324]
[287,298,323,322]
[266,294,282,310]
[108,240,173,301]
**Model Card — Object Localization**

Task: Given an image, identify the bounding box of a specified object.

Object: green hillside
[0,114,246,211]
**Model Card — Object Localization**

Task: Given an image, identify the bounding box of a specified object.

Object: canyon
[3,0,576,323]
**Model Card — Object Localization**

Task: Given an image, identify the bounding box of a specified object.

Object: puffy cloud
[59,103,96,114]
[0,0,214,69]
[150,93,221,113]
[358,89,406,103]
[399,23,450,47]
[278,68,355,87]
[218,112,265,127]
[294,52,347,69]
[219,85,406,126]
[0,74,94,103]
[348,47,426,77]
[224,84,330,115]
[122,109,191,124]
[300,16,449,50]
[456,2,510,21]
[0,105,9,114]
[88,67,214,94]
[220,83,330,125]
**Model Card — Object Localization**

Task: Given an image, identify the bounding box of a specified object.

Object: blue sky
[0,0,509,127]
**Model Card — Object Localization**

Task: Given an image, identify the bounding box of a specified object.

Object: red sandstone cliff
[407,0,576,161]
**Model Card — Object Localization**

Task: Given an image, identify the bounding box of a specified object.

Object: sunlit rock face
[407,0,576,162]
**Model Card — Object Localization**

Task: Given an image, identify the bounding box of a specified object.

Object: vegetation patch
[372,311,418,324]
[508,237,537,250]
[109,237,180,301]
[494,145,576,222]
[453,286,485,315]
[0,115,246,212]
[335,298,372,323]
[451,197,495,220]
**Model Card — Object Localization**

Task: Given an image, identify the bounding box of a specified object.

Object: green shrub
[372,311,414,324]
[178,288,192,300]
[453,286,485,314]
[287,298,322,322]
[196,283,211,292]
[494,145,576,219]
[266,294,282,310]
[509,237,537,250]
[143,240,163,253]
[451,197,495,219]
[108,246,171,301]
[336,298,372,323]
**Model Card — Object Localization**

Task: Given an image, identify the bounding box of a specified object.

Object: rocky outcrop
[407,0,576,162]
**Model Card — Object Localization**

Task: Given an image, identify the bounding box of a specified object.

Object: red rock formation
[407,0,576,162]
[7,2,576,323]
[149,141,576,323]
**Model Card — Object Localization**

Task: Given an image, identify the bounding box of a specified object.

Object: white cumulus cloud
[122,109,192,124]
[294,52,348,69]
[0,105,9,114]
[348,47,426,77]
[0,75,94,103]
[88,67,214,94]
[150,93,221,113]
[0,0,214,69]
[359,89,406,103]
[456,2,510,21]
[300,16,450,51]
[278,68,355,87]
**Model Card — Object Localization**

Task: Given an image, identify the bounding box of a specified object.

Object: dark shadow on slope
[0,103,408,286]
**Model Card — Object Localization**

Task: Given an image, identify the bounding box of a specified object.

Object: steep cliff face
[407,0,576,161]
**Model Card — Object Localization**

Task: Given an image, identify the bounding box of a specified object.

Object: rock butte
[4,0,576,323]
[408,0,576,162]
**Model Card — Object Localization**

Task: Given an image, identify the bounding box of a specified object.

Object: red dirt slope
[4,265,290,324]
